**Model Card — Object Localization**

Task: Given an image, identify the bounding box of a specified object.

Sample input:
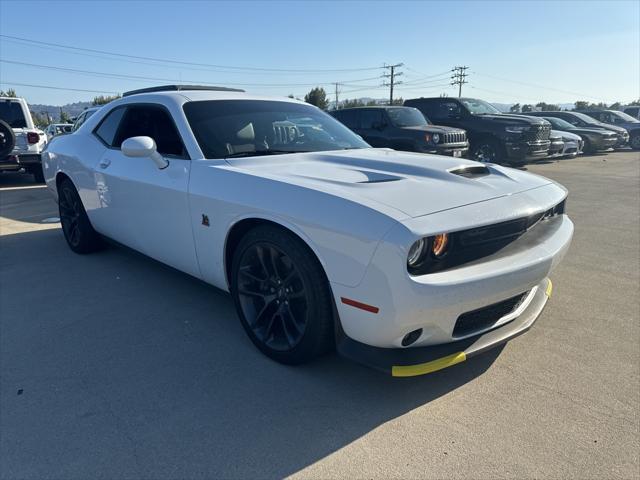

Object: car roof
[335,106,412,111]
[118,85,304,106]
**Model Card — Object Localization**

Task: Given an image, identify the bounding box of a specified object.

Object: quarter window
[94,107,126,146]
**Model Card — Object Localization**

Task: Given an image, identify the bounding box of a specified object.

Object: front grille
[525,124,551,141]
[442,131,467,144]
[453,291,530,337]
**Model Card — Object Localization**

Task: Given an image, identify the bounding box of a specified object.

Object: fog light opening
[401,328,423,347]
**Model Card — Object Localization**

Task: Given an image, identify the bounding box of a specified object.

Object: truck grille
[525,124,551,141]
[442,131,467,144]
[452,291,530,337]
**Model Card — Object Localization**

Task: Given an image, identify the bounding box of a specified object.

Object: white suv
[0,96,48,182]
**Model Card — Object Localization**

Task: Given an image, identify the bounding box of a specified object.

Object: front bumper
[337,278,552,376]
[505,140,550,162]
[331,184,572,352]
[420,142,469,158]
[614,134,629,148]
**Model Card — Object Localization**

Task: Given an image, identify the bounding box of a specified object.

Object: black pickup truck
[330,106,469,157]
[404,97,551,165]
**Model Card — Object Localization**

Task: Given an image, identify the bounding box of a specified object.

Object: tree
[390,97,403,106]
[304,87,329,110]
[629,99,640,106]
[59,109,71,123]
[609,102,622,110]
[522,104,533,112]
[0,88,17,97]
[92,94,121,106]
[536,102,560,111]
[510,103,521,113]
[574,101,590,111]
[30,111,48,128]
[341,98,365,108]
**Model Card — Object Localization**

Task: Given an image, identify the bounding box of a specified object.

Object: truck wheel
[471,138,502,163]
[630,133,640,150]
[58,178,103,254]
[0,120,16,159]
[231,225,334,365]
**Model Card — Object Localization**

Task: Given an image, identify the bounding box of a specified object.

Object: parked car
[44,123,73,141]
[547,130,565,157]
[555,130,583,158]
[0,96,48,182]
[43,85,573,376]
[404,97,550,165]
[524,116,614,154]
[71,106,101,132]
[330,106,469,158]
[576,110,640,150]
[526,111,629,149]
[621,106,639,119]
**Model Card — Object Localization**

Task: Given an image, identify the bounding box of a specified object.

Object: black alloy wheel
[231,225,334,364]
[472,139,501,163]
[58,178,103,253]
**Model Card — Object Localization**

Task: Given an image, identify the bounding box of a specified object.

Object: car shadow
[1,226,502,479]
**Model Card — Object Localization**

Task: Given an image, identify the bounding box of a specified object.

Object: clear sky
[0,0,638,106]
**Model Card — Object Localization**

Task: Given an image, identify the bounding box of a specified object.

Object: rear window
[0,100,27,128]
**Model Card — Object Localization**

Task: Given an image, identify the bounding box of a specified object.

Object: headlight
[432,133,440,144]
[505,125,529,134]
[407,239,426,267]
[431,233,449,257]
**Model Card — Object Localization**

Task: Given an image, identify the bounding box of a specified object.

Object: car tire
[630,133,640,151]
[471,137,503,164]
[57,178,103,254]
[31,165,45,183]
[231,225,334,365]
[0,120,16,158]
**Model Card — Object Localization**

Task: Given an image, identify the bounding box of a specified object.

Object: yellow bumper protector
[392,351,467,377]
[546,279,553,298]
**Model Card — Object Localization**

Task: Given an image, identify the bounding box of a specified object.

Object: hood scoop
[357,170,403,184]
[449,165,490,178]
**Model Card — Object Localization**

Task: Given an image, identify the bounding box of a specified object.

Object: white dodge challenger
[43,86,573,377]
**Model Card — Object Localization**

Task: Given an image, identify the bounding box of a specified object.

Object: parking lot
[0,150,638,479]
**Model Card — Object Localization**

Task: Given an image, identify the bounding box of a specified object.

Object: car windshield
[571,112,602,125]
[184,100,369,158]
[544,117,576,130]
[0,100,27,128]
[460,98,501,115]
[386,107,429,127]
[612,111,640,123]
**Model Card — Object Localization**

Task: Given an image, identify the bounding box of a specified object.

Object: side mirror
[121,136,169,169]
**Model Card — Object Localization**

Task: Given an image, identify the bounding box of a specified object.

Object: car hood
[473,113,548,126]
[556,130,582,141]
[401,125,465,134]
[226,148,553,219]
[565,127,616,137]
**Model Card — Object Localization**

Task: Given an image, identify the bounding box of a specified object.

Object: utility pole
[382,63,403,105]
[451,66,469,97]
[334,82,340,110]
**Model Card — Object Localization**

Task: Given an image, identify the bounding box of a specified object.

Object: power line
[382,63,403,105]
[0,80,120,94]
[472,71,606,101]
[451,66,469,97]
[0,34,383,74]
[0,59,384,88]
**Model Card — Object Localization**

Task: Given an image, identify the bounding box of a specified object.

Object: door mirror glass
[122,136,169,169]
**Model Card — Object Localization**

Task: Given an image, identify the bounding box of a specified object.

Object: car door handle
[99,158,111,169]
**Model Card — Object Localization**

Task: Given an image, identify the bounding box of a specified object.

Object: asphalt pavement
[1,150,638,479]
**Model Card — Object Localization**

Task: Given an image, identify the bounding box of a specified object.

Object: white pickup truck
[0,96,48,182]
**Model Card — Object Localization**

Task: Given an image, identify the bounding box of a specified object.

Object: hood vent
[449,166,490,178]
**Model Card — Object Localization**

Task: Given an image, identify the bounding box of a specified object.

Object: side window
[437,101,461,119]
[113,105,187,158]
[336,110,358,129]
[94,107,126,146]
[360,110,383,129]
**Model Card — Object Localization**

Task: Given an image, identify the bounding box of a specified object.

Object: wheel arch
[223,215,330,291]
